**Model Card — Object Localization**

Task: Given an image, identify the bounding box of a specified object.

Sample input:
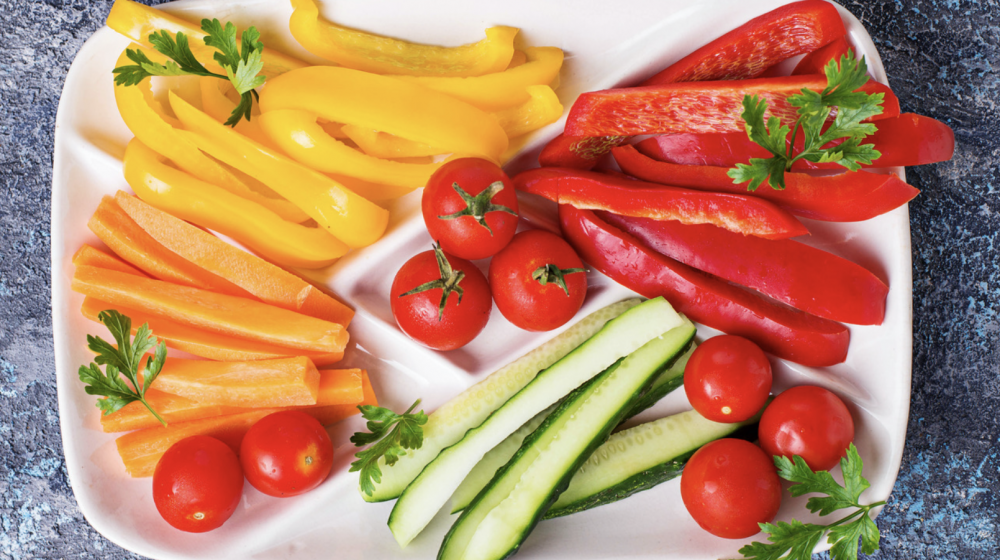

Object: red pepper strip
[792,36,852,75]
[599,212,888,325]
[633,113,955,171]
[514,167,808,240]
[560,205,849,366]
[612,145,919,222]
[565,75,899,137]
[537,133,628,169]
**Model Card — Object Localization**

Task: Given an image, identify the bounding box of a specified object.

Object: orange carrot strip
[100,389,242,433]
[113,191,354,326]
[72,265,348,353]
[151,356,320,408]
[300,369,377,425]
[314,368,364,406]
[88,196,250,297]
[72,244,148,277]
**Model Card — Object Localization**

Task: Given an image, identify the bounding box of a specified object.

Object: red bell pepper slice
[633,113,955,170]
[514,167,808,240]
[537,133,628,169]
[613,144,919,222]
[599,212,888,325]
[565,75,899,137]
[559,205,850,367]
[792,36,852,76]
[643,0,847,85]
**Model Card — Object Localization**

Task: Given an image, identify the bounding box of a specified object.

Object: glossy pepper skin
[612,145,919,222]
[633,113,955,171]
[559,205,850,367]
[792,36,852,76]
[599,213,889,325]
[514,167,808,240]
[565,75,900,137]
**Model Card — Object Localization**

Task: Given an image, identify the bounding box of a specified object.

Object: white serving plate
[51,1,911,559]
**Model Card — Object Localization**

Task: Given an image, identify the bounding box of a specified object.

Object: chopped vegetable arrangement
[63,0,953,558]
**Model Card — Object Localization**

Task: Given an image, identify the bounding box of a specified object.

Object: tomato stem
[437,180,517,236]
[531,264,587,296]
[397,244,466,321]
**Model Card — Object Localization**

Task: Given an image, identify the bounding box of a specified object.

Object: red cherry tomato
[680,438,782,539]
[152,435,244,533]
[684,335,772,423]
[391,243,492,350]
[240,411,334,497]
[422,157,519,260]
[758,385,855,471]
[488,230,588,332]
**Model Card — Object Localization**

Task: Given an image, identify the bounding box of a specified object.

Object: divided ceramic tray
[51,1,912,558]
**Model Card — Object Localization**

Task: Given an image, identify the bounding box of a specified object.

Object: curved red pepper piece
[565,75,900,137]
[612,145,919,222]
[537,133,627,169]
[599,213,888,325]
[559,205,850,367]
[514,167,808,240]
[792,36,852,76]
[633,113,955,170]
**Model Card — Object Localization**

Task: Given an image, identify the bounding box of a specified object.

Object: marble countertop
[1,0,996,558]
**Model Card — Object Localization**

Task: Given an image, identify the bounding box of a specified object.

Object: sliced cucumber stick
[362,299,642,502]
[388,297,683,546]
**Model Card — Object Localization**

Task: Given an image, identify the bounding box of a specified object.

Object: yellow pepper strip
[123,139,347,269]
[341,125,443,159]
[288,0,516,77]
[393,47,564,112]
[199,78,281,151]
[260,66,509,161]
[319,120,349,139]
[258,109,441,190]
[492,85,564,139]
[329,173,417,205]
[113,50,309,225]
[107,0,309,78]
[507,50,527,69]
[169,91,389,249]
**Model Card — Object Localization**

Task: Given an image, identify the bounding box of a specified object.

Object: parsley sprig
[350,399,428,497]
[78,310,168,426]
[728,53,884,191]
[740,444,885,560]
[112,19,266,126]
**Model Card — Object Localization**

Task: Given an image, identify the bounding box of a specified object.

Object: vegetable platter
[51,0,913,558]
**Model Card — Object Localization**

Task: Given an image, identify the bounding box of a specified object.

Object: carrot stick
[300,368,377,425]
[113,191,354,326]
[151,356,320,408]
[72,244,148,277]
[101,389,241,433]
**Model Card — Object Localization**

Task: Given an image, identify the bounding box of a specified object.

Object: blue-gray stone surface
[0,0,997,558]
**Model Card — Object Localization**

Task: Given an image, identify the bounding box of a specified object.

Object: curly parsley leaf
[349,399,428,497]
[740,444,885,560]
[77,310,167,426]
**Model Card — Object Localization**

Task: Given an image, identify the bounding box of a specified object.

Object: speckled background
[1,0,997,558]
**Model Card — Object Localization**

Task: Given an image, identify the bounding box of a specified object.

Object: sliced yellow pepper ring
[107,0,309,78]
[258,109,441,190]
[260,66,508,161]
[288,0,516,77]
[113,50,309,224]
[341,125,443,159]
[122,139,347,269]
[169,91,389,249]
[393,47,565,112]
[493,85,564,139]
[199,78,281,152]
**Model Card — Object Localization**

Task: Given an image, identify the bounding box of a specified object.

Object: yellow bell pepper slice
[260,66,508,161]
[393,47,564,111]
[107,0,308,78]
[199,78,283,152]
[507,50,528,69]
[113,50,310,224]
[340,125,443,159]
[492,85,564,139]
[288,0,516,77]
[123,139,347,269]
[169,91,389,249]
[329,173,416,205]
[257,109,441,190]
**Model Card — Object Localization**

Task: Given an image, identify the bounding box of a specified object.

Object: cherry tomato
[680,438,782,539]
[422,157,519,260]
[758,385,855,471]
[240,411,334,497]
[152,435,244,533]
[391,243,492,350]
[684,335,772,423]
[488,230,588,332]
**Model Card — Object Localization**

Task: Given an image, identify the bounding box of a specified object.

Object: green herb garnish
[350,399,428,497]
[112,18,266,126]
[740,444,885,560]
[728,52,884,190]
[78,309,168,426]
